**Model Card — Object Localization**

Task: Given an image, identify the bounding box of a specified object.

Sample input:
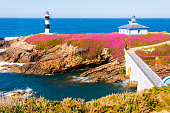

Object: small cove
[0,70,136,101]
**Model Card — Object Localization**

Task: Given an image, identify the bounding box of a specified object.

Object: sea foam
[0,61,25,72]
[0,87,35,98]
[4,37,20,41]
[72,76,93,82]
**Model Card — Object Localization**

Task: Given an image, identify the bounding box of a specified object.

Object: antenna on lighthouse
[44,10,50,34]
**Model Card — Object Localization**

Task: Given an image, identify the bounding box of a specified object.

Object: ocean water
[0,18,170,38]
[0,70,134,101]
[0,18,170,101]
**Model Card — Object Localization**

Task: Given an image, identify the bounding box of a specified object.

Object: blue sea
[0,18,170,38]
[0,18,170,101]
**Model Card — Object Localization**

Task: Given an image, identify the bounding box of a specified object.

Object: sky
[0,0,170,18]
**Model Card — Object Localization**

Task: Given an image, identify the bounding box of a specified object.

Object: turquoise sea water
[0,18,169,101]
[0,71,134,101]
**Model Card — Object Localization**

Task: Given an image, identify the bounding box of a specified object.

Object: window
[138,30,140,34]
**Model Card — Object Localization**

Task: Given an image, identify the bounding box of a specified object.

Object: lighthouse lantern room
[44,11,50,34]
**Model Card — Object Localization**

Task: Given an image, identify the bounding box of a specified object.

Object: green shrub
[0,86,169,112]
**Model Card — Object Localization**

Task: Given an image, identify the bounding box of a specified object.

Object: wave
[0,87,35,98]
[4,36,21,41]
[0,49,6,52]
[72,76,93,82]
[0,61,25,72]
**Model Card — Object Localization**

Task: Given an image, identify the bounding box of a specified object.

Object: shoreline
[0,33,169,84]
[0,35,126,84]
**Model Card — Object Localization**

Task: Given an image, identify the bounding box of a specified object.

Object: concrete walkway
[127,40,170,87]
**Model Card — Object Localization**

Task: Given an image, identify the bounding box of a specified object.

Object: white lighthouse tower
[44,11,50,34]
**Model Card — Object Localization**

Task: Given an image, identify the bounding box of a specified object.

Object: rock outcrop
[11,90,35,97]
[0,36,128,83]
[0,36,112,75]
[126,81,137,88]
[0,38,11,49]
[80,60,127,83]
[151,64,170,79]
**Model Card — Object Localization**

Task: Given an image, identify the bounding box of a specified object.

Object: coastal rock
[151,64,170,79]
[12,90,35,97]
[90,74,126,83]
[0,38,10,49]
[0,36,113,75]
[79,60,126,83]
[1,64,11,68]
[126,81,138,88]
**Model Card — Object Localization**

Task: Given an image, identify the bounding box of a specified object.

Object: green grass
[0,87,169,113]
[35,38,63,50]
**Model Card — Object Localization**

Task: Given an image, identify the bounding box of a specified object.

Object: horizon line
[0,17,170,19]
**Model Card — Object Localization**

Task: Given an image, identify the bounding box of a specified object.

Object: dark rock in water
[27,91,35,95]
[57,84,68,88]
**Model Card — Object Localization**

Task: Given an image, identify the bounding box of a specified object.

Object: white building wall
[119,29,129,35]
[119,29,148,35]
[139,29,148,34]
[125,49,155,91]
[130,30,138,35]
[119,29,121,33]
[128,30,130,35]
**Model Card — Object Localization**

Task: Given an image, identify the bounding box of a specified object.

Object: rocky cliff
[0,36,113,75]
[0,36,127,83]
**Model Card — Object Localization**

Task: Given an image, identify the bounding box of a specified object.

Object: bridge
[125,41,170,91]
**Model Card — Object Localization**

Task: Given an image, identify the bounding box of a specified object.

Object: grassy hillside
[0,87,169,113]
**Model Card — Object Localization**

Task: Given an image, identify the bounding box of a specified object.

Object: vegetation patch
[26,33,170,61]
[126,34,170,48]
[135,44,170,66]
[26,33,127,61]
[0,87,169,112]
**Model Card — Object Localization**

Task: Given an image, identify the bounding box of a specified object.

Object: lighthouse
[44,11,50,34]
[118,15,149,35]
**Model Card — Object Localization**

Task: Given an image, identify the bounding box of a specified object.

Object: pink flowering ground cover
[65,33,127,60]
[26,33,170,61]
[135,44,170,66]
[126,34,170,48]
[26,33,127,61]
